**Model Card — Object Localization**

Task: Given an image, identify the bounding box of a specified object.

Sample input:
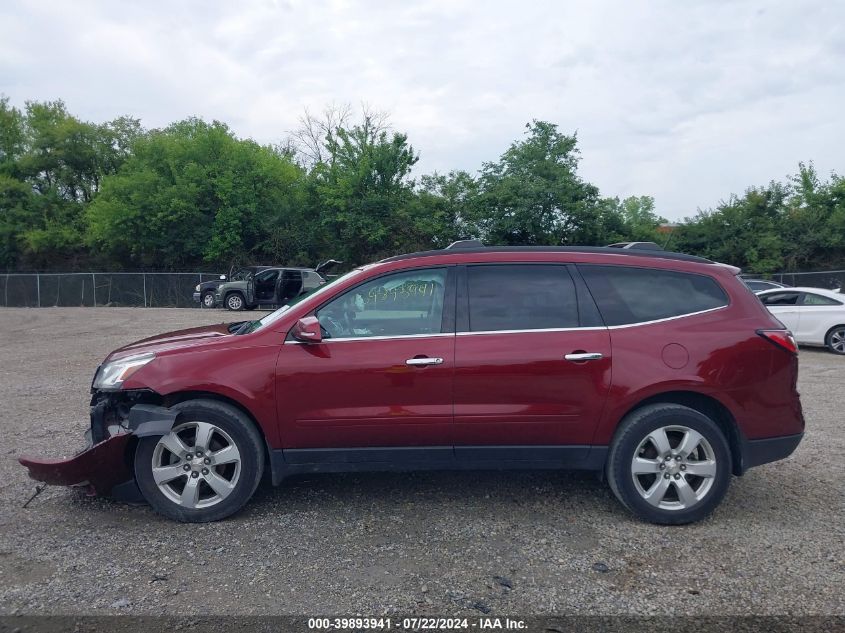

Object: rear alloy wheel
[630,426,716,510]
[825,326,845,355]
[135,400,264,522]
[607,403,731,525]
[201,292,216,308]
[226,292,245,311]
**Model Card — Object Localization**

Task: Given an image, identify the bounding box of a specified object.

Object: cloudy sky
[2,0,843,219]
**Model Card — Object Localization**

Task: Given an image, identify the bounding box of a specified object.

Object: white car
[757,287,845,354]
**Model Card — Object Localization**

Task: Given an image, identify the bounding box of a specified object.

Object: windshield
[234,269,363,335]
[230,269,254,282]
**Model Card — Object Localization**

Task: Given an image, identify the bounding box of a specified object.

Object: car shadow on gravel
[16,470,609,522]
[34,460,814,529]
[245,469,619,517]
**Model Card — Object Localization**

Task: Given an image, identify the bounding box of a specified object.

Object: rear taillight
[757,329,798,354]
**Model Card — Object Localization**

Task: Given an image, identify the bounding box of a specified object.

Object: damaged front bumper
[18,391,177,502]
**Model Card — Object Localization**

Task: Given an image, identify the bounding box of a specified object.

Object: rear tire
[606,403,731,525]
[824,325,845,355]
[134,399,265,522]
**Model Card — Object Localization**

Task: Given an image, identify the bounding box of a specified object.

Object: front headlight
[93,353,155,390]
[195,284,201,291]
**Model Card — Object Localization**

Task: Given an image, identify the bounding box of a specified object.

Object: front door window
[316,269,447,339]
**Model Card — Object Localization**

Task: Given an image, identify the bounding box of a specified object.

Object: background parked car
[216,268,316,311]
[192,266,271,308]
[743,279,791,293]
[757,286,845,354]
[217,260,342,311]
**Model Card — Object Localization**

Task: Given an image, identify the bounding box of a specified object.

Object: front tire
[825,325,845,355]
[201,291,216,309]
[606,403,731,525]
[134,400,265,522]
[225,292,245,311]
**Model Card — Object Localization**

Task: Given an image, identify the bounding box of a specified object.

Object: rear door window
[466,265,578,332]
[578,265,728,326]
[760,292,801,306]
[279,270,304,301]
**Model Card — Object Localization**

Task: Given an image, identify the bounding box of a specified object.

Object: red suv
[21,242,804,524]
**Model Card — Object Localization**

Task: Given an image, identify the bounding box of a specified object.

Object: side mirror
[219,275,227,280]
[292,316,322,343]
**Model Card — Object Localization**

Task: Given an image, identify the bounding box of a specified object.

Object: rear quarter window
[578,264,729,326]
[801,293,842,306]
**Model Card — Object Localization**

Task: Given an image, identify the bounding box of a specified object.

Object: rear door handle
[406,357,444,366]
[564,352,603,362]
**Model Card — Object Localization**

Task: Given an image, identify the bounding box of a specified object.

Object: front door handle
[406,357,444,366]
[564,352,603,362]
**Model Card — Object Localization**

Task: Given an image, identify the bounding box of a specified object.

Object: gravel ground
[0,307,843,616]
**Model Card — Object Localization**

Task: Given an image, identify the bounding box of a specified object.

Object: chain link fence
[1,268,843,309]
[0,273,223,308]
[769,270,845,290]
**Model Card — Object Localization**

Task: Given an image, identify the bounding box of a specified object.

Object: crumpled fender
[18,403,178,497]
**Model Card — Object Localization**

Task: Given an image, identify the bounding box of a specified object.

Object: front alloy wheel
[135,399,265,522]
[607,403,731,524]
[151,421,241,509]
[826,326,845,354]
[202,292,216,308]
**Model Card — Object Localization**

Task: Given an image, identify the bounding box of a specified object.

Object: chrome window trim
[284,332,455,344]
[455,305,729,336]
[284,306,730,342]
[457,326,604,336]
[606,305,728,329]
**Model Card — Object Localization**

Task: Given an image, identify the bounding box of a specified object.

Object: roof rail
[380,244,713,265]
[607,241,664,251]
[445,239,485,250]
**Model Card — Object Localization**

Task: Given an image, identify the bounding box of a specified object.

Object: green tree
[0,97,25,171]
[87,118,305,269]
[618,196,666,241]
[5,95,845,275]
[0,98,141,268]
[312,113,420,263]
[673,164,845,272]
[779,163,845,270]
[674,184,787,272]
[0,98,29,267]
[474,121,600,245]
[410,170,480,248]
